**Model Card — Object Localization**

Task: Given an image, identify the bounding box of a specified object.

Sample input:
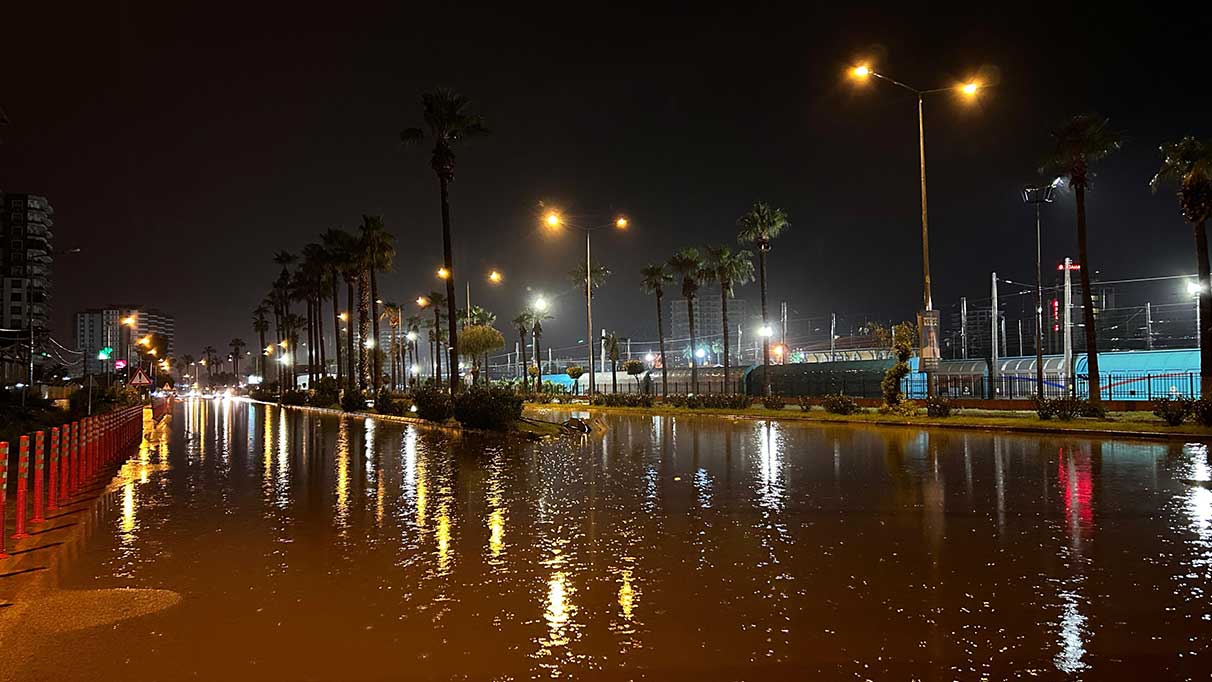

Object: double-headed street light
[850,62,983,391]
[542,209,629,398]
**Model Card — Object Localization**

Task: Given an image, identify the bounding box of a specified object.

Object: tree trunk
[687,296,698,393]
[1196,219,1212,399]
[758,249,771,396]
[534,329,541,393]
[318,290,327,382]
[438,175,460,394]
[518,333,526,382]
[346,280,356,393]
[330,273,342,389]
[433,310,443,383]
[611,357,617,393]
[358,271,371,391]
[1075,184,1101,402]
[656,290,667,396]
[258,329,266,380]
[371,269,381,392]
[306,300,315,387]
[721,284,731,393]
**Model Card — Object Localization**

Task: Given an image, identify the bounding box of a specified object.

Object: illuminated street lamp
[416,296,430,308]
[339,312,349,322]
[850,62,984,393]
[437,266,450,280]
[1023,180,1058,396]
[540,206,630,397]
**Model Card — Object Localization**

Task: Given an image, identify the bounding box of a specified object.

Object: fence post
[0,442,7,557]
[32,431,45,523]
[14,435,30,539]
[49,427,59,512]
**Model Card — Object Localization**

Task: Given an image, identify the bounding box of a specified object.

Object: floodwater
[21,398,1212,679]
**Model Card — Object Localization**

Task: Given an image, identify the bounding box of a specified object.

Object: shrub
[1052,396,1081,421]
[375,389,406,416]
[341,389,368,412]
[762,395,787,410]
[663,394,687,408]
[925,395,953,418]
[1152,397,1192,426]
[590,393,654,408]
[821,393,859,415]
[453,385,524,430]
[280,389,308,406]
[411,383,453,421]
[1033,394,1055,420]
[1078,400,1106,419]
[310,377,340,408]
[1192,398,1212,427]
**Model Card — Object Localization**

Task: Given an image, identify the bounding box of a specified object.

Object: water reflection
[51,402,1212,680]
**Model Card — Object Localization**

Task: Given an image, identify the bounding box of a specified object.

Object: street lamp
[1023,181,1058,397]
[850,62,983,392]
[540,207,629,397]
[461,269,504,327]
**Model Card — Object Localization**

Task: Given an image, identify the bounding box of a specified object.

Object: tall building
[669,291,749,364]
[74,306,175,375]
[1,193,54,332]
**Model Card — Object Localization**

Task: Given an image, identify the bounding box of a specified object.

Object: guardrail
[0,405,145,558]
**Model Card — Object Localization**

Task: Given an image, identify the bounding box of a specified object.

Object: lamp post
[1023,182,1057,397]
[850,64,982,394]
[542,209,629,398]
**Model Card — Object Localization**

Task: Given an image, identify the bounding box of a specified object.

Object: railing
[0,405,144,557]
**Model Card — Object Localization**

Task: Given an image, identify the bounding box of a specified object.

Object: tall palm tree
[512,313,531,383]
[401,89,489,394]
[356,250,372,392]
[1152,136,1212,398]
[380,302,401,390]
[606,332,620,393]
[531,307,553,393]
[252,305,270,378]
[360,215,395,391]
[321,228,354,390]
[229,338,247,378]
[404,314,422,388]
[337,243,362,392]
[1041,113,1121,403]
[202,346,218,381]
[427,291,448,383]
[640,264,674,396]
[668,248,705,393]
[705,246,755,392]
[737,202,791,396]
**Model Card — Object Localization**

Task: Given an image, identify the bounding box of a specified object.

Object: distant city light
[758,325,774,338]
[644,352,655,363]
[695,348,706,359]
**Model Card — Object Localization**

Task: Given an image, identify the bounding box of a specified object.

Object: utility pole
[991,273,999,397]
[1063,258,1074,396]
[829,313,837,361]
[1017,320,1023,357]
[960,297,968,359]
[780,301,788,356]
[1145,302,1154,350]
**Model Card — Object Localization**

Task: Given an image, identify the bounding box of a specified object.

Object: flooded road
[24,398,1212,679]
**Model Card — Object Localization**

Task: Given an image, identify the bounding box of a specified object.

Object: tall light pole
[542,209,629,398]
[1023,182,1057,397]
[850,64,982,393]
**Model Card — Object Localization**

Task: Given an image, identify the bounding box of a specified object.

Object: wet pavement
[12,397,1212,679]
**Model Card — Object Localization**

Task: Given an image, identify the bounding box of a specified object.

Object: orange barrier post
[0,442,8,558]
[13,435,29,539]
[32,431,45,524]
[48,427,59,512]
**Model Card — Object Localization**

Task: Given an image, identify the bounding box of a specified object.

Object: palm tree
[606,332,620,393]
[1152,136,1212,398]
[252,305,270,378]
[1041,113,1121,403]
[404,314,422,388]
[531,307,553,393]
[401,89,489,394]
[356,247,372,392]
[360,215,395,391]
[427,291,448,383]
[321,228,355,390]
[640,264,674,396]
[202,346,218,381]
[668,248,705,393]
[380,302,401,390]
[705,246,755,392]
[229,338,247,378]
[512,313,531,383]
[338,243,362,393]
[737,202,791,396]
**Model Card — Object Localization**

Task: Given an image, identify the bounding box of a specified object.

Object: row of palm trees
[637,202,790,395]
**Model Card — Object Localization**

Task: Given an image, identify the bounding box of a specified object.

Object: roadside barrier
[1,405,146,544]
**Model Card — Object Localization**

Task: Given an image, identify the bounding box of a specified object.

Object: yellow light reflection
[544,571,574,649]
[618,569,635,621]
[335,418,350,530]
[122,481,136,534]
[489,508,505,558]
[436,504,451,574]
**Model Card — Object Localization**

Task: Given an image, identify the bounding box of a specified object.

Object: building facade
[1,193,54,332]
[74,306,175,375]
[669,291,750,365]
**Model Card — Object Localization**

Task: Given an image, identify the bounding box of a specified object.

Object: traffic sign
[130,369,153,387]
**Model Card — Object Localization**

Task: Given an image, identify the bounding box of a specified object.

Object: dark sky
[3,2,1210,358]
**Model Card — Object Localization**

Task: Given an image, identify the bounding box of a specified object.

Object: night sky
[3,3,1210,358]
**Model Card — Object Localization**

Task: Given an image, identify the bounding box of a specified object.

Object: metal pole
[829,313,837,361]
[1145,302,1154,350]
[991,273,999,396]
[780,301,788,362]
[1017,319,1023,357]
[586,231,594,397]
[960,297,968,359]
[1035,203,1044,397]
[918,95,934,397]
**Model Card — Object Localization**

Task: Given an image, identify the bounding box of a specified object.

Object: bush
[925,396,953,418]
[590,393,654,408]
[1192,398,1212,427]
[821,393,859,415]
[375,389,407,416]
[310,377,340,408]
[411,383,453,421]
[663,394,687,408]
[1079,400,1107,419]
[761,395,787,410]
[280,389,308,406]
[657,394,750,410]
[453,385,523,430]
[341,389,368,412]
[1033,394,1055,420]
[1152,397,1192,426]
[1051,396,1081,421]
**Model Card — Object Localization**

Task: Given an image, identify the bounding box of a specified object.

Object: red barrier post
[49,427,59,512]
[32,431,45,523]
[0,442,8,557]
[13,435,29,539]
[68,421,78,496]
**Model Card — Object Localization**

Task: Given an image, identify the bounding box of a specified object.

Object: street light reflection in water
[28,399,1212,680]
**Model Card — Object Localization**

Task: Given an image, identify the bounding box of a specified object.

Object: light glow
[615,216,629,229]
[545,212,561,228]
[960,81,980,96]
[437,267,450,280]
[533,296,549,312]
[488,270,502,283]
[852,64,870,79]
